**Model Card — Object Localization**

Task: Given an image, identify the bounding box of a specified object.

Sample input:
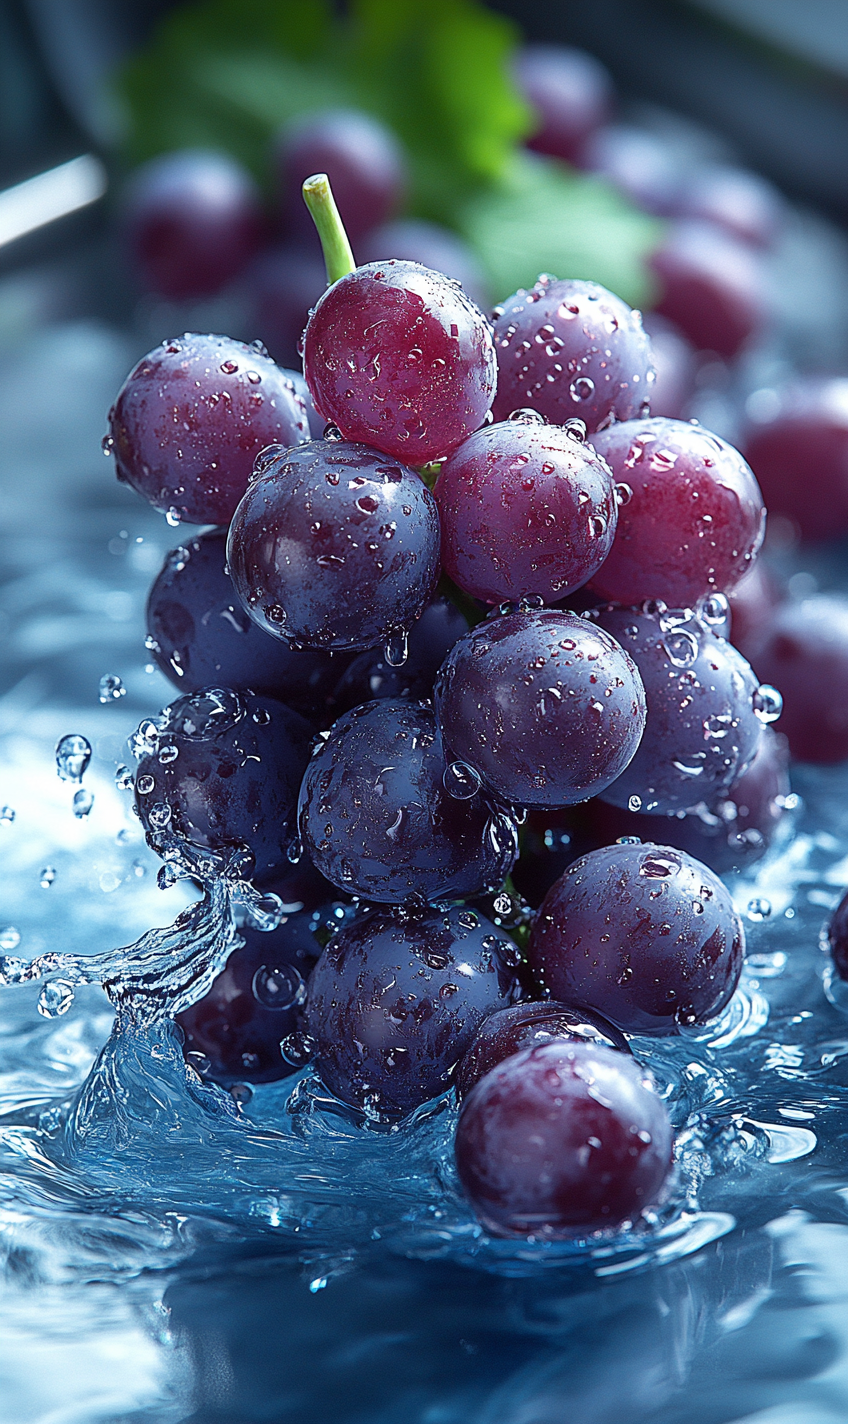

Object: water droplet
[323,423,343,442]
[588,514,607,539]
[37,981,75,1018]
[148,802,172,830]
[614,482,633,506]
[280,1030,316,1067]
[0,806,15,824]
[0,926,21,950]
[443,761,482,800]
[563,418,587,442]
[639,853,679,879]
[753,684,782,723]
[384,630,409,667]
[165,508,181,527]
[662,630,700,668]
[55,734,91,783]
[158,744,179,765]
[39,866,57,888]
[186,1050,211,1076]
[507,408,547,424]
[229,1082,253,1107]
[747,897,772,921]
[252,963,306,1011]
[136,775,155,795]
[287,837,303,865]
[570,376,595,402]
[72,788,94,818]
[701,593,729,627]
[101,433,115,456]
[628,795,642,812]
[157,862,179,890]
[98,673,126,704]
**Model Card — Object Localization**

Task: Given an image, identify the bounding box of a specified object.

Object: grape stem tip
[302,172,356,286]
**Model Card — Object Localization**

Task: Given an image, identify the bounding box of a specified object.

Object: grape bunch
[106,169,788,1241]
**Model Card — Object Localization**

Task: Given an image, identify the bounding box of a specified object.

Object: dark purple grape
[121,149,265,301]
[491,276,654,433]
[434,419,617,605]
[227,439,440,652]
[244,244,327,369]
[588,418,765,608]
[146,530,344,719]
[277,109,405,244]
[528,842,745,1034]
[305,903,519,1119]
[303,261,496,466]
[330,596,468,715]
[359,220,489,308]
[582,727,791,873]
[434,609,646,809]
[106,334,309,526]
[133,688,312,883]
[752,596,848,763]
[582,125,682,214]
[283,368,326,439]
[455,1041,673,1235]
[177,914,320,1084]
[676,166,781,249]
[457,1000,628,1099]
[593,606,767,816]
[642,314,698,420]
[826,890,848,983]
[298,699,518,904]
[649,221,767,359]
[513,44,612,165]
[743,378,848,542]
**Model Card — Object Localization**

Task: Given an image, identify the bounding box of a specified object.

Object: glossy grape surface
[133,689,312,884]
[728,561,784,663]
[306,903,518,1119]
[642,315,698,420]
[513,45,611,164]
[299,699,518,904]
[528,842,745,1034]
[177,914,320,1084]
[455,1041,674,1235]
[583,125,682,214]
[278,109,405,243]
[752,596,848,763]
[457,999,628,1098]
[330,596,467,715]
[677,166,781,249]
[826,890,848,983]
[435,420,617,605]
[359,220,489,308]
[595,606,764,815]
[227,440,440,652]
[146,530,342,719]
[649,220,766,359]
[303,260,496,466]
[434,609,646,809]
[107,334,309,525]
[122,149,265,300]
[491,276,654,432]
[743,379,848,541]
[588,417,765,607]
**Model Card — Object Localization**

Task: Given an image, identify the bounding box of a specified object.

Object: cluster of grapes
[105,168,787,1242]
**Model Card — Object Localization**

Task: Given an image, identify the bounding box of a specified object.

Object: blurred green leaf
[458,154,663,307]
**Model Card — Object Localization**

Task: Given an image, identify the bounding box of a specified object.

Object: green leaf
[458,153,663,308]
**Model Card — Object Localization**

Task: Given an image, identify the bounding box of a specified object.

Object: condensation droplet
[384,630,409,667]
[753,684,782,724]
[443,761,482,800]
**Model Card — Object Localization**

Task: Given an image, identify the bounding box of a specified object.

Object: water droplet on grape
[384,630,409,667]
[442,761,482,800]
[662,630,700,668]
[753,684,783,723]
[570,376,595,402]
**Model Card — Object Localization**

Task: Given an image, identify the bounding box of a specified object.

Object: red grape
[826,891,848,983]
[676,166,782,249]
[513,45,612,165]
[752,595,848,763]
[642,314,698,419]
[649,220,767,359]
[454,1041,673,1236]
[743,379,848,542]
[583,125,681,214]
[277,109,405,244]
[457,999,628,1099]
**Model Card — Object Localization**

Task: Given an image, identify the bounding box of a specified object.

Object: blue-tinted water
[1,283,848,1420]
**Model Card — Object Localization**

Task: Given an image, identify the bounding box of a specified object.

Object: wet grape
[305,904,519,1119]
[457,999,628,1098]
[455,1041,674,1235]
[528,841,745,1034]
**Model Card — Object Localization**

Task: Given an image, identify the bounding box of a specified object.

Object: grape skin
[434,609,647,809]
[513,44,612,165]
[107,334,309,526]
[298,699,518,905]
[743,378,848,542]
[303,260,497,466]
[457,999,629,1099]
[305,904,519,1120]
[649,220,766,359]
[435,421,618,606]
[752,595,848,764]
[277,109,405,244]
[454,1041,674,1236]
[227,439,441,653]
[491,276,654,433]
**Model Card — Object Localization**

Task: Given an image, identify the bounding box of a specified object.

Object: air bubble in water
[384,630,409,667]
[747,897,772,921]
[39,866,56,888]
[0,926,20,950]
[99,674,126,704]
[73,788,94,818]
[55,734,91,783]
[37,981,75,1018]
[280,1030,316,1067]
[443,760,482,800]
[0,806,14,824]
[753,685,783,723]
[252,963,306,1011]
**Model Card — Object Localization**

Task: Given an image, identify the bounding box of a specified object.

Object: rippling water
[2,311,848,1422]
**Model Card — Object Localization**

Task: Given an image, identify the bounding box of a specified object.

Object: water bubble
[136,775,155,795]
[615,482,633,506]
[701,593,730,627]
[287,836,304,865]
[55,734,91,783]
[507,408,547,424]
[753,684,783,724]
[563,418,587,442]
[323,423,343,442]
[0,926,21,950]
[662,629,700,669]
[37,981,75,1018]
[570,376,595,402]
[72,788,94,818]
[39,866,56,888]
[252,963,306,1011]
[280,1030,316,1067]
[747,897,772,921]
[0,806,15,824]
[384,630,409,667]
[443,761,482,800]
[242,890,284,932]
[628,795,643,812]
[148,802,172,830]
[165,508,181,527]
[98,673,126,704]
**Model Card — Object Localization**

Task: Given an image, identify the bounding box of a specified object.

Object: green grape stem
[302,173,356,285]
